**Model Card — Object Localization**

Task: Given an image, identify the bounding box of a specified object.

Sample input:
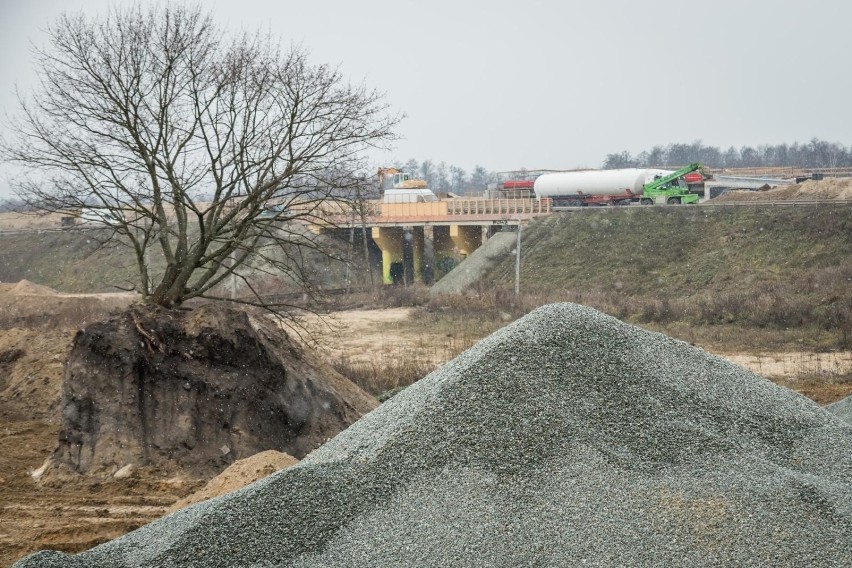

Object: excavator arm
[643,163,704,193]
[377,167,428,190]
[641,163,703,205]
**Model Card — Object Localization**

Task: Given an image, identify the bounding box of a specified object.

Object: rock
[113,464,134,479]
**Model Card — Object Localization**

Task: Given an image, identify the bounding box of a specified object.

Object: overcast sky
[2,0,851,197]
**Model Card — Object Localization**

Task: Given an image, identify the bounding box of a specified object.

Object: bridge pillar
[450,224,482,255]
[410,226,425,283]
[371,226,427,285]
[433,226,454,280]
[432,225,485,280]
[372,226,403,285]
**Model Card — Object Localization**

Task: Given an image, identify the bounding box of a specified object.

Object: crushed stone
[15,303,852,567]
[827,394,852,425]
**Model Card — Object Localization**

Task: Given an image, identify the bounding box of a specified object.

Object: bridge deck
[320,197,552,228]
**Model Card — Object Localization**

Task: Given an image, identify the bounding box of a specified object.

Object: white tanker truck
[533,164,703,206]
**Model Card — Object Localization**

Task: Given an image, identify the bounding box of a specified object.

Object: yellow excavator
[377,167,428,190]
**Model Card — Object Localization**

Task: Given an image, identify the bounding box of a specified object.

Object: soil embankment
[48,304,377,478]
[714,177,852,201]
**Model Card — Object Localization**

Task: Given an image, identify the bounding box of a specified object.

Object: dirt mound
[0,292,136,331]
[9,279,59,296]
[167,450,298,513]
[0,328,75,422]
[43,304,377,479]
[18,303,852,567]
[715,177,852,201]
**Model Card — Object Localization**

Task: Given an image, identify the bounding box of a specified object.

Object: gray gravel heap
[16,303,852,567]
[827,394,852,425]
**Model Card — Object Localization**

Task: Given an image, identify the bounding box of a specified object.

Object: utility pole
[514,218,522,296]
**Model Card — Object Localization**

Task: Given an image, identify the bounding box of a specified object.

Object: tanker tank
[533,168,672,204]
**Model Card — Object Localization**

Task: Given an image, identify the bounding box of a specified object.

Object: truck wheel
[640,198,653,205]
[667,197,681,205]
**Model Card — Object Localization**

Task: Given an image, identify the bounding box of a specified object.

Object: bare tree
[602,151,638,169]
[419,159,435,188]
[434,161,450,192]
[449,165,467,194]
[1,4,398,309]
[469,165,490,192]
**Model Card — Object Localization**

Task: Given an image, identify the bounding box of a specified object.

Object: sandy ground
[723,351,852,379]
[0,212,75,232]
[722,351,852,404]
[1,289,851,566]
[297,308,429,363]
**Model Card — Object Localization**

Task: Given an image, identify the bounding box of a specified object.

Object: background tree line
[603,138,852,170]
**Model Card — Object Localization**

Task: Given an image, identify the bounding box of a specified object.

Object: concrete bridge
[0,196,551,286]
[311,197,552,285]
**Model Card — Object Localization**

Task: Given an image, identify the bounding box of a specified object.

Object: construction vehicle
[534,163,704,206]
[639,163,703,205]
[377,168,428,190]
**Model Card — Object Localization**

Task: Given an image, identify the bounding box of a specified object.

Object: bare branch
[1,3,399,310]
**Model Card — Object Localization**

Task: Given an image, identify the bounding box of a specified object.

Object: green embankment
[0,227,359,295]
[0,230,142,292]
[483,205,852,349]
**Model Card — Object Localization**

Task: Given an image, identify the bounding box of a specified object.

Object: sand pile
[0,328,74,422]
[8,280,59,296]
[16,303,852,567]
[167,450,299,513]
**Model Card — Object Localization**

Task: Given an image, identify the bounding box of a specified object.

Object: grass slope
[482,205,852,349]
[0,230,141,292]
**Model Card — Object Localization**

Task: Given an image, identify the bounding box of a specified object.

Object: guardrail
[551,199,852,211]
[445,198,552,216]
[699,199,852,207]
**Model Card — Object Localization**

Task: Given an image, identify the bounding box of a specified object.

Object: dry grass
[341,287,852,403]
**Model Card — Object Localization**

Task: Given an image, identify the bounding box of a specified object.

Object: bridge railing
[444,197,552,216]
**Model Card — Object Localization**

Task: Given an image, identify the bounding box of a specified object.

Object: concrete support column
[410,226,425,283]
[450,225,483,255]
[371,226,404,285]
[432,226,455,281]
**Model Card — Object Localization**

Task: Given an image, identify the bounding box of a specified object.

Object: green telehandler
[640,163,703,205]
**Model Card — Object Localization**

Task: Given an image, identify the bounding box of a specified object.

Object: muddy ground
[1,290,851,566]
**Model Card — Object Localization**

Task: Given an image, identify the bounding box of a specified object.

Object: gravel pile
[827,394,852,425]
[16,303,852,567]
